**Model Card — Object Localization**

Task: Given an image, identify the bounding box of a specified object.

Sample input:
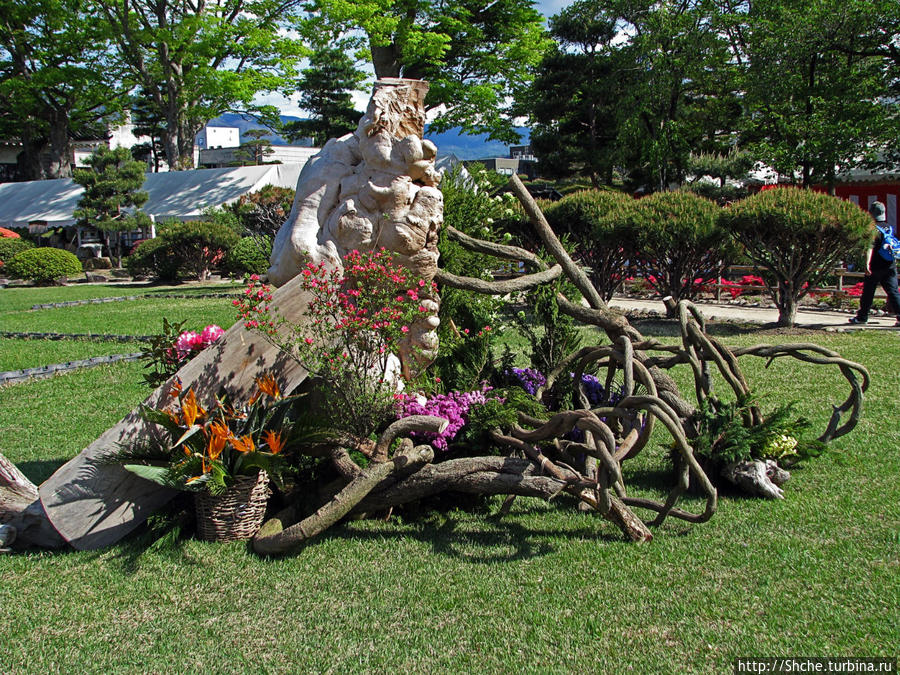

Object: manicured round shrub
[225,236,271,276]
[628,191,732,308]
[722,186,872,326]
[6,247,83,284]
[544,189,637,301]
[0,238,34,267]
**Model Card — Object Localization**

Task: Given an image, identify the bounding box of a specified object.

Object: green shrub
[628,191,733,310]
[6,247,83,284]
[126,220,240,282]
[722,187,872,326]
[0,238,34,267]
[434,165,516,391]
[126,237,181,282]
[225,236,271,276]
[544,189,636,301]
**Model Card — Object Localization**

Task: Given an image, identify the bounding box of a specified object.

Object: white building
[197,126,240,149]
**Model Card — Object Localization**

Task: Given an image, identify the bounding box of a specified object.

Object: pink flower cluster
[233,274,277,334]
[173,324,224,359]
[398,386,494,451]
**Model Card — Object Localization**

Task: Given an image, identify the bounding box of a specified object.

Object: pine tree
[73,146,150,267]
[283,46,364,147]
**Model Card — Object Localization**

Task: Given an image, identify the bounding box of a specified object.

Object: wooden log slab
[38,275,314,550]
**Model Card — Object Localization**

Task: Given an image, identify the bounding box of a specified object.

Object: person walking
[849,200,900,325]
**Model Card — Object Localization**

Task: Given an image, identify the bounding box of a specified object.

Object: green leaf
[122,464,187,490]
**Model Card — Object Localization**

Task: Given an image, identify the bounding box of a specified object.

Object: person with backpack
[849,200,900,325]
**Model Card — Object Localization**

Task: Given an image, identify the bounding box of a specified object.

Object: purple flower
[509,367,546,395]
[397,386,494,450]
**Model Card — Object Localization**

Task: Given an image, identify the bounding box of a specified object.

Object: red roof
[0,227,20,238]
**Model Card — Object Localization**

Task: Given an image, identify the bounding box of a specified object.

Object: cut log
[0,452,65,548]
[35,276,315,550]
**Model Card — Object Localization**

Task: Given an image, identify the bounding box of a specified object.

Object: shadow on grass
[18,459,67,485]
[303,502,627,565]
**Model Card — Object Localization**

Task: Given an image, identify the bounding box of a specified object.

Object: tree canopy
[0,0,123,179]
[526,0,899,192]
[92,0,307,170]
[303,0,551,143]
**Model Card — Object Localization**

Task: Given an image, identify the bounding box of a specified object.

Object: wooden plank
[38,275,313,550]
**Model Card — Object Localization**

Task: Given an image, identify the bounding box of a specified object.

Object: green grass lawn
[0,287,897,673]
[0,282,241,336]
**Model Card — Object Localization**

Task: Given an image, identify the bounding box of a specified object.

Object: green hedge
[6,247,83,284]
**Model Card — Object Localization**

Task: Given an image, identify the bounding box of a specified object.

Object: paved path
[608,296,899,331]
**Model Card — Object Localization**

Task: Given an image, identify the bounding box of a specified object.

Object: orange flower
[169,378,183,398]
[231,434,255,454]
[262,429,285,455]
[207,420,230,460]
[180,388,205,427]
[256,373,281,399]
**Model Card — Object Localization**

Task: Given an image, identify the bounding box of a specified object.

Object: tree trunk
[253,442,436,555]
[371,41,401,79]
[46,111,73,179]
[776,284,798,327]
[18,125,45,181]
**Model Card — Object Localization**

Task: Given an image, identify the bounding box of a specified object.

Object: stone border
[0,331,153,343]
[0,352,145,386]
[30,292,239,310]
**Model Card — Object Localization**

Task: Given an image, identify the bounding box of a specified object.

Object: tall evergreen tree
[283,45,364,147]
[73,146,150,267]
[526,0,627,187]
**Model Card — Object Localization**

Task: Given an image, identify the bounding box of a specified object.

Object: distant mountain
[206,113,530,161]
[424,127,531,161]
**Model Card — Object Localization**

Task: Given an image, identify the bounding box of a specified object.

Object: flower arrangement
[141,319,225,387]
[122,373,292,495]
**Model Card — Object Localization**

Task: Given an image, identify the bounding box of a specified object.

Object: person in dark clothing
[849,200,900,325]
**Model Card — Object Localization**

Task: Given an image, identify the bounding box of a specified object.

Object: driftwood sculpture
[0,79,870,555]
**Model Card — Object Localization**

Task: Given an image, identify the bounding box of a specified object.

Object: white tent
[0,163,305,230]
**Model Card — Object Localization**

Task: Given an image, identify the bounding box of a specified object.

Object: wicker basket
[194,470,270,542]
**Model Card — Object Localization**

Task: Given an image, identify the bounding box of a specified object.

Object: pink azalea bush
[237,249,436,438]
[141,321,225,387]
